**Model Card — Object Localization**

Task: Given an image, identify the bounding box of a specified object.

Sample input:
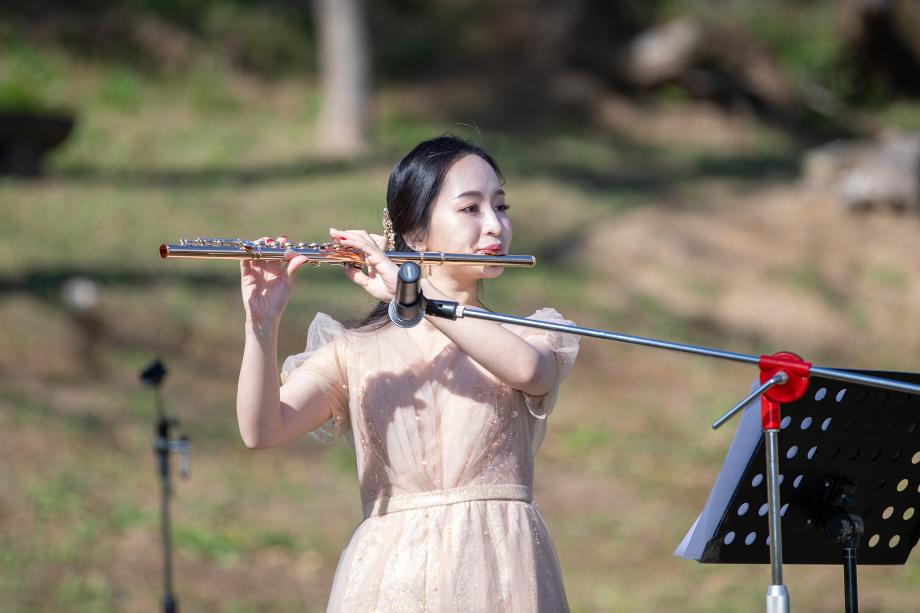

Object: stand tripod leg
[765,428,790,613]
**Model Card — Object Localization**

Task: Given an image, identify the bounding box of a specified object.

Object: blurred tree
[313,0,371,157]
[842,0,920,100]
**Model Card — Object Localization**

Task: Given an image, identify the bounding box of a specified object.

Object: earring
[382,207,395,251]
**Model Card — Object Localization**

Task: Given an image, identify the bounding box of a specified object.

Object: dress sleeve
[280,312,349,442]
[507,307,580,419]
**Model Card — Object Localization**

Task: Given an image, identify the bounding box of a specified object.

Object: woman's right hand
[240,235,309,323]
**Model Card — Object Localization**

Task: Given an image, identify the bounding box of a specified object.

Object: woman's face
[418,154,513,281]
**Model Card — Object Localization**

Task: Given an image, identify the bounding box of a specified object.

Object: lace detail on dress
[503,308,580,419]
[281,312,349,443]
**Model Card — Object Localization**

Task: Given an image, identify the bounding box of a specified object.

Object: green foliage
[125,0,313,36]
[0,40,68,111]
[327,442,358,475]
[560,424,617,453]
[110,505,154,531]
[742,3,843,79]
[28,476,85,519]
[7,0,919,112]
[175,524,247,564]
[657,0,887,105]
[126,0,220,28]
[183,55,243,113]
[256,531,298,551]
[54,573,116,613]
[866,262,907,289]
[369,1,479,78]
[781,263,846,308]
[4,1,315,81]
[96,67,144,111]
[202,3,315,76]
[878,101,920,131]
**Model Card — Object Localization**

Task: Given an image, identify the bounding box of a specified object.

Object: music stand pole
[714,371,792,609]
[764,426,790,612]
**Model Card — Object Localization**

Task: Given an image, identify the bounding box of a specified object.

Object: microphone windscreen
[396,262,421,307]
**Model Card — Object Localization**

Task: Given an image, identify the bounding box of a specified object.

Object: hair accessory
[382,207,396,251]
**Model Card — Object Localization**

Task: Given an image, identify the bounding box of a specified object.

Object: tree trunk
[843,0,920,98]
[313,0,371,157]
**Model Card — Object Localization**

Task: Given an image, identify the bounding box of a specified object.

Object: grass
[2,40,920,612]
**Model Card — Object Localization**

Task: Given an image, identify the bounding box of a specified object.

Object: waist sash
[364,483,532,518]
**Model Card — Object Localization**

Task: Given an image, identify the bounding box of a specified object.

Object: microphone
[388,262,424,328]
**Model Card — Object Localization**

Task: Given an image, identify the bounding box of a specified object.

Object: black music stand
[677,370,920,612]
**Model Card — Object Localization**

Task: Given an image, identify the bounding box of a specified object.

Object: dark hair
[354,135,503,330]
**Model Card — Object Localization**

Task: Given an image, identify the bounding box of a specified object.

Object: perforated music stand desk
[684,369,920,610]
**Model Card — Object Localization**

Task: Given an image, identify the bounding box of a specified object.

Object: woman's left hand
[331,228,399,302]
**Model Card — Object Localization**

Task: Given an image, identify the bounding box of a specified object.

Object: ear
[403,229,427,251]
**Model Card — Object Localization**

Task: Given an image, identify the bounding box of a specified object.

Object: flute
[159,238,536,269]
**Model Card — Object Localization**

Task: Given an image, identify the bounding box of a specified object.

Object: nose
[482,205,502,237]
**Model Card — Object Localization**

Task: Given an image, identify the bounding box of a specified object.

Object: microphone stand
[394,263,920,613]
[140,360,190,613]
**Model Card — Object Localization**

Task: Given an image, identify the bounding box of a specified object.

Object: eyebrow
[452,189,506,200]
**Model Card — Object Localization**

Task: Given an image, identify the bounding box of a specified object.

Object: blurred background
[2,0,920,610]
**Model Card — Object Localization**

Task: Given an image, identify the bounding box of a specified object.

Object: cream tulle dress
[280,308,579,612]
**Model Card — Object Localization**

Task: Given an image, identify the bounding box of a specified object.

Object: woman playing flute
[236,135,579,612]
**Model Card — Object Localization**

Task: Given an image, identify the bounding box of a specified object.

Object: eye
[461,203,479,214]
[496,203,510,212]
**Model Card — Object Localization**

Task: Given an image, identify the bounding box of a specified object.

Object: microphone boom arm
[425,300,920,398]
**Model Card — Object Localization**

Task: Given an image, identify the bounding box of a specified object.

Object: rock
[802,140,862,188]
[839,132,920,212]
[802,132,920,213]
[61,276,106,377]
[626,18,706,87]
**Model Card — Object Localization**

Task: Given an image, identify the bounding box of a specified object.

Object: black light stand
[140,359,189,613]
[810,478,864,613]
